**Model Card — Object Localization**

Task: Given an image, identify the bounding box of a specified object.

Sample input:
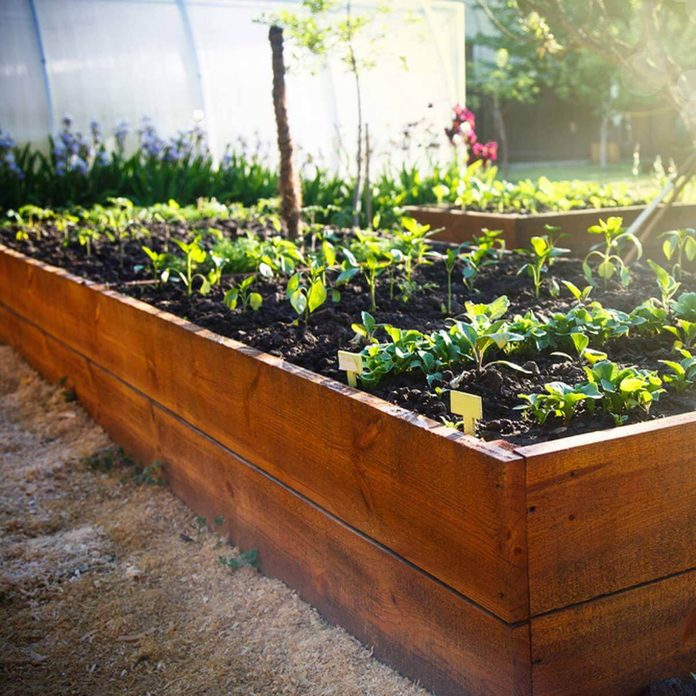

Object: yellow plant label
[337,350,363,387]
[450,390,483,436]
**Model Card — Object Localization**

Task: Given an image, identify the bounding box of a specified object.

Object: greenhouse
[0,2,694,696]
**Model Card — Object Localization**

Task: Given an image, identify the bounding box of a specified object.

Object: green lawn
[507,161,652,185]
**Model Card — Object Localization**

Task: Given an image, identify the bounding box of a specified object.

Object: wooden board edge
[0,305,532,696]
[0,243,518,465]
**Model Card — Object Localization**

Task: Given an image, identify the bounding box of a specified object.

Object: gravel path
[0,345,429,696]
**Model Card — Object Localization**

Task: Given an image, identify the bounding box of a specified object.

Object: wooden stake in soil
[269,25,302,240]
[337,351,363,387]
[450,391,483,436]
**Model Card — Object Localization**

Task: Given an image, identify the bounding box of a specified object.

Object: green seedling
[661,228,695,279]
[449,296,530,381]
[219,549,259,571]
[286,260,328,324]
[584,360,664,425]
[660,348,696,393]
[583,216,641,288]
[174,236,209,295]
[674,292,696,322]
[517,232,569,298]
[647,260,681,313]
[224,275,263,312]
[141,245,171,284]
[518,381,602,425]
[663,319,696,350]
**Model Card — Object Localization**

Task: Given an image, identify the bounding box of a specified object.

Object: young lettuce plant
[660,348,696,393]
[583,216,641,288]
[674,292,696,322]
[224,275,263,312]
[583,360,664,425]
[517,233,569,298]
[518,381,602,425]
[661,227,696,279]
[664,319,696,351]
[449,296,529,384]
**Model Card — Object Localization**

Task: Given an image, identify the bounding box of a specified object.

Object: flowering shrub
[445,105,498,167]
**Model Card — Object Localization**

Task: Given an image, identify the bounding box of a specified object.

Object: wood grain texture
[520,417,696,615]
[531,569,696,696]
[0,246,528,622]
[0,304,532,696]
[407,203,696,255]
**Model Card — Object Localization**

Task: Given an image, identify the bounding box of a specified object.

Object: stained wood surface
[520,418,696,615]
[0,246,528,622]
[531,569,696,696]
[408,203,696,255]
[0,304,532,696]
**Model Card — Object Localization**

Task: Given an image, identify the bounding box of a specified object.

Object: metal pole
[27,0,55,135]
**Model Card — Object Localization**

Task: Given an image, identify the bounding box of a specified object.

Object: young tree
[501,0,696,142]
[260,1,389,227]
[269,25,303,239]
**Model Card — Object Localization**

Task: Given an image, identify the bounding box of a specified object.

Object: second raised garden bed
[407,203,696,255]
[1,243,695,696]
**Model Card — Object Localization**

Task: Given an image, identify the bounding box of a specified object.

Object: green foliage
[141,245,171,284]
[224,275,263,313]
[583,216,641,288]
[660,348,696,393]
[664,320,696,351]
[674,292,696,322]
[517,230,568,297]
[647,260,681,313]
[584,360,664,425]
[448,296,529,377]
[518,381,602,425]
[174,236,210,295]
[286,260,328,323]
[661,228,696,280]
[219,549,259,571]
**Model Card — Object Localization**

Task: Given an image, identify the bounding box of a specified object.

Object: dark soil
[2,219,694,446]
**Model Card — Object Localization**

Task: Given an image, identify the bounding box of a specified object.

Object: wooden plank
[519,419,696,615]
[407,203,696,255]
[0,246,529,622]
[0,304,532,696]
[531,569,696,696]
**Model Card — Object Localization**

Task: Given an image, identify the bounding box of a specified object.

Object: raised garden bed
[1,232,695,694]
[407,203,696,255]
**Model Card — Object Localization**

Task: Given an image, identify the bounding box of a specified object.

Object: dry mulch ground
[0,344,429,696]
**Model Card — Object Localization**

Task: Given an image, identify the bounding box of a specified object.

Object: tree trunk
[364,124,372,227]
[492,95,509,176]
[599,111,610,170]
[269,25,302,239]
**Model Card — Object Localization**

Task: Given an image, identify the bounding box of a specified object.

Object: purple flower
[114,120,129,148]
[68,154,88,176]
[62,113,73,130]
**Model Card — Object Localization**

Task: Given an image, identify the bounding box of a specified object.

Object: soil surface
[2,219,695,445]
[0,345,430,696]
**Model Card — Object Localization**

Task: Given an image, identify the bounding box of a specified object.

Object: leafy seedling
[219,548,259,571]
[583,216,641,288]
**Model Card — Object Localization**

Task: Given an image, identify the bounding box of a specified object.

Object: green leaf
[307,279,327,313]
[290,289,307,316]
[249,292,263,311]
[570,333,589,354]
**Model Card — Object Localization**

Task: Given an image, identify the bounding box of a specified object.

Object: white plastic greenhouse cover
[0,0,465,169]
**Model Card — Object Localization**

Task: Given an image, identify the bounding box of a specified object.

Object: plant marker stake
[338,350,363,387]
[450,390,483,436]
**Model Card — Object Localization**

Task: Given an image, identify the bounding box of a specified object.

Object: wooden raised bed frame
[406,202,696,255]
[1,243,694,696]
